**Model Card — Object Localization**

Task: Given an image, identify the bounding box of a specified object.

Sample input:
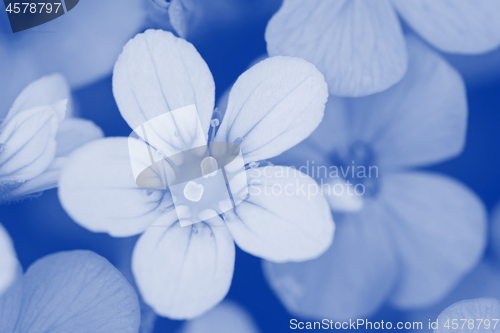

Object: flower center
[328,141,380,198]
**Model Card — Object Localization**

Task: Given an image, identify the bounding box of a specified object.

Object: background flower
[265,0,500,97]
[180,301,260,333]
[405,201,500,332]
[146,0,280,40]
[0,74,102,202]
[0,250,140,332]
[0,0,146,113]
[434,298,500,333]
[263,36,487,320]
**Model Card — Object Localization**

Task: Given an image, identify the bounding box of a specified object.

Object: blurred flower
[0,250,140,332]
[265,0,500,97]
[263,36,487,320]
[434,298,500,333]
[179,301,260,333]
[0,224,19,297]
[58,30,334,319]
[147,0,280,39]
[0,74,102,202]
[406,261,500,333]
[0,0,147,112]
[405,203,500,332]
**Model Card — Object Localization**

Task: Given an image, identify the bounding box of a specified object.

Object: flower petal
[269,96,350,170]
[5,250,140,333]
[345,36,467,169]
[4,119,103,200]
[4,158,65,201]
[265,0,407,97]
[0,224,19,297]
[180,301,260,333]
[5,74,70,122]
[435,298,500,333]
[0,100,66,183]
[382,172,487,308]
[215,57,328,164]
[113,29,215,140]
[225,166,334,262]
[0,276,23,332]
[393,0,500,54]
[132,215,235,319]
[59,138,173,237]
[55,118,104,157]
[0,0,145,114]
[18,0,145,87]
[263,200,398,320]
[168,0,195,38]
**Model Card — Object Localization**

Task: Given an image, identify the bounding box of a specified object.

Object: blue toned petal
[0,224,19,297]
[59,138,173,237]
[265,0,407,97]
[181,301,260,333]
[7,158,65,200]
[406,262,500,329]
[10,0,145,87]
[145,0,199,38]
[4,74,70,122]
[393,0,500,54]
[382,172,486,308]
[168,0,195,38]
[225,166,334,263]
[215,57,328,164]
[5,250,140,333]
[0,100,66,183]
[113,30,215,141]
[435,298,500,333]
[0,0,145,113]
[263,200,398,320]
[132,215,235,319]
[6,119,103,200]
[54,118,104,157]
[345,36,467,169]
[0,276,23,332]
[270,96,352,170]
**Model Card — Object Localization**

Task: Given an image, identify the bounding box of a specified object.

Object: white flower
[59,29,334,319]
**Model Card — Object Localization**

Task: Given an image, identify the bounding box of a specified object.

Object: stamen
[208,112,220,144]
[248,161,259,169]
